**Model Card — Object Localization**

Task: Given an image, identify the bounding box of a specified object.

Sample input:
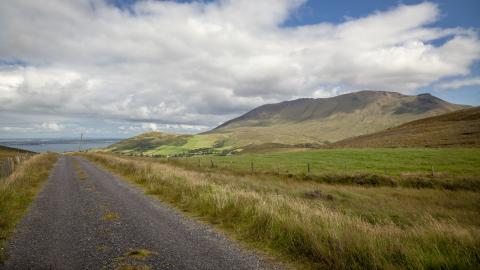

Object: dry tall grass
[83,153,480,269]
[0,153,58,262]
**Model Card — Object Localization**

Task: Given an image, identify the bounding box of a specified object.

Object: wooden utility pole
[79,133,83,152]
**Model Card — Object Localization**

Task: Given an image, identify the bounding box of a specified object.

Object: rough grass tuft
[102,212,120,221]
[117,264,151,270]
[126,249,151,260]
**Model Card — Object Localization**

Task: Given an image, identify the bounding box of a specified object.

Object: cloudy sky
[1,0,479,138]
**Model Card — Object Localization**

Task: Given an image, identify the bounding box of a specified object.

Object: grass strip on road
[0,153,58,262]
[82,152,480,269]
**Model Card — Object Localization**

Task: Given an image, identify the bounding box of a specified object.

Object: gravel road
[3,156,280,270]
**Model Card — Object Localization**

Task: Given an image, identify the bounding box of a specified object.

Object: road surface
[3,156,279,269]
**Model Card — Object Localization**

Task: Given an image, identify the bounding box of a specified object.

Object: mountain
[208,91,468,145]
[106,91,469,156]
[328,107,480,148]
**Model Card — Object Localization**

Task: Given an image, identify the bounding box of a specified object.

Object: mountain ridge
[212,91,405,130]
[211,91,466,132]
[105,90,470,156]
[207,90,467,145]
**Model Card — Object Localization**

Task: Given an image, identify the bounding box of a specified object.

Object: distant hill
[208,91,467,145]
[328,107,480,148]
[104,132,230,156]
[106,91,469,156]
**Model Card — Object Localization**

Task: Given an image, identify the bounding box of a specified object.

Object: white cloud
[435,77,480,90]
[37,122,64,131]
[0,0,479,136]
[312,86,343,98]
[0,126,33,132]
[140,122,208,133]
[141,123,159,131]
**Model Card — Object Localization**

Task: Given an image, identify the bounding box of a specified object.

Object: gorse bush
[83,153,480,269]
[307,173,480,191]
[308,173,398,187]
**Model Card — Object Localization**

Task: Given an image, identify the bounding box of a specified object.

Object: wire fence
[0,155,32,179]
[165,157,444,179]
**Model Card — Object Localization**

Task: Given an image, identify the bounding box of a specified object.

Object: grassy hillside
[103,132,233,156]
[82,152,480,269]
[330,107,480,148]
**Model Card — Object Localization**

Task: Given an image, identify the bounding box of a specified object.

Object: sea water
[0,138,122,153]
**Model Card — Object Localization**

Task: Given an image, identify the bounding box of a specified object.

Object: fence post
[10,158,14,174]
[307,163,311,174]
[251,162,254,174]
[0,161,4,178]
[210,159,214,168]
[431,165,435,177]
[3,160,7,178]
[4,159,9,177]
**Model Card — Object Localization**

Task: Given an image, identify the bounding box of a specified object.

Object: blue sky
[0,0,479,138]
[284,0,480,28]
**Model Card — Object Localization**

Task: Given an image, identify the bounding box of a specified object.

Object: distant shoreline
[0,138,122,153]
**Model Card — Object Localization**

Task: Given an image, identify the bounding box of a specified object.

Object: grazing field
[163,148,480,190]
[0,153,58,262]
[82,152,480,269]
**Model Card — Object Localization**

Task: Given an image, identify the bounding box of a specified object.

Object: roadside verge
[0,153,58,262]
